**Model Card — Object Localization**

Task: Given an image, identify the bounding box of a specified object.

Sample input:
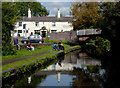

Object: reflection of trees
[3,74,47,88]
[15,75,46,87]
[71,67,102,87]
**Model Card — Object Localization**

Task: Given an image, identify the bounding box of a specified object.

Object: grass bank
[1,45,80,71]
[2,44,71,62]
[2,45,53,62]
[1,45,81,79]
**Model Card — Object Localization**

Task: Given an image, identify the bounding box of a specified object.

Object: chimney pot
[57,9,60,18]
[28,8,31,18]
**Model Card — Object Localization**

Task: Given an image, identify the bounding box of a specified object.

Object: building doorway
[42,31,46,37]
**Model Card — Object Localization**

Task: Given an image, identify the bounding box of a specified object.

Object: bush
[63,41,72,45]
[2,46,17,56]
[85,37,111,57]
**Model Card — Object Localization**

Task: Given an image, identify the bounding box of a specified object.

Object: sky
[36,0,116,17]
[3,0,117,17]
[40,2,72,17]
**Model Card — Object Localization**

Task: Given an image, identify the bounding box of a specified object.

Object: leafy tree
[2,2,20,55]
[2,2,49,56]
[97,2,120,87]
[97,2,120,53]
[71,2,103,30]
[97,2,116,40]
[14,2,49,17]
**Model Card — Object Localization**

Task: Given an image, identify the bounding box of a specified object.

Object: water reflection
[2,51,105,88]
[41,52,101,72]
[35,51,103,87]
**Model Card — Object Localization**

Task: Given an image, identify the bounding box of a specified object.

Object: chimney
[57,9,60,18]
[28,8,31,18]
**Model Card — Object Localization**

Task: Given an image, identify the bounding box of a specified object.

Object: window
[18,30,22,33]
[51,30,57,33]
[35,22,39,26]
[34,30,40,34]
[23,24,26,29]
[52,22,56,26]
[19,22,22,26]
[26,30,28,33]
[24,30,28,33]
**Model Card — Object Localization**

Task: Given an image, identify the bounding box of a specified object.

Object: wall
[48,31,78,43]
[13,21,73,37]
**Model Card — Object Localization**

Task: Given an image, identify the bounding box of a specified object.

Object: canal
[3,51,106,88]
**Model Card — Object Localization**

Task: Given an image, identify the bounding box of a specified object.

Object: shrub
[85,37,111,57]
[2,46,17,56]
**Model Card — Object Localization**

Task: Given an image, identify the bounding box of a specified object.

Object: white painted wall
[14,21,73,37]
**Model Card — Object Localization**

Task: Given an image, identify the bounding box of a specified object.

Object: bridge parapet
[77,29,102,36]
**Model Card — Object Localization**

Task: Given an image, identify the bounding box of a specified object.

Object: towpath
[2,50,53,65]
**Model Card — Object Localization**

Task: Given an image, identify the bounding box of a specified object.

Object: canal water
[3,51,106,88]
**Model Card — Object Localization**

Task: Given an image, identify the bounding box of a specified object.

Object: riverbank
[1,45,81,79]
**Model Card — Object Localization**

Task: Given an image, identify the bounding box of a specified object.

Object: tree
[2,2,20,55]
[14,2,49,17]
[97,2,117,40]
[2,2,49,55]
[2,2,20,47]
[97,2,120,87]
[71,2,103,30]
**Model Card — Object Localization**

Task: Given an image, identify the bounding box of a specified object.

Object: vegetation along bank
[1,43,81,79]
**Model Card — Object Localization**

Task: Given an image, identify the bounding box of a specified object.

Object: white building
[13,8,73,37]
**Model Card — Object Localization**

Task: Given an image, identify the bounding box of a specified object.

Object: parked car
[21,34,44,44]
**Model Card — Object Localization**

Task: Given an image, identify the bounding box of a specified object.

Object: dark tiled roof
[19,16,72,22]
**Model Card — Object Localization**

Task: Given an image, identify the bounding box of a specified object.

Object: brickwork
[48,31,78,43]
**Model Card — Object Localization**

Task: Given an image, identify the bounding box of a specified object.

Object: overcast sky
[40,2,72,17]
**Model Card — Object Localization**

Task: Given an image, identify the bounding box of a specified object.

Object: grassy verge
[1,45,80,71]
[2,50,58,71]
[2,44,70,62]
[2,45,53,62]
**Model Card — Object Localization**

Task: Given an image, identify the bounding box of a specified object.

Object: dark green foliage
[87,65,100,73]
[2,2,49,55]
[2,46,17,56]
[2,2,20,49]
[62,41,72,45]
[14,2,49,17]
[2,54,57,79]
[85,37,111,57]
[97,2,120,40]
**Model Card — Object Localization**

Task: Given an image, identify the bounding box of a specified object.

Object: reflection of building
[13,8,73,37]
[28,76,31,84]
[42,63,74,71]
[57,72,61,83]
[41,53,101,71]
